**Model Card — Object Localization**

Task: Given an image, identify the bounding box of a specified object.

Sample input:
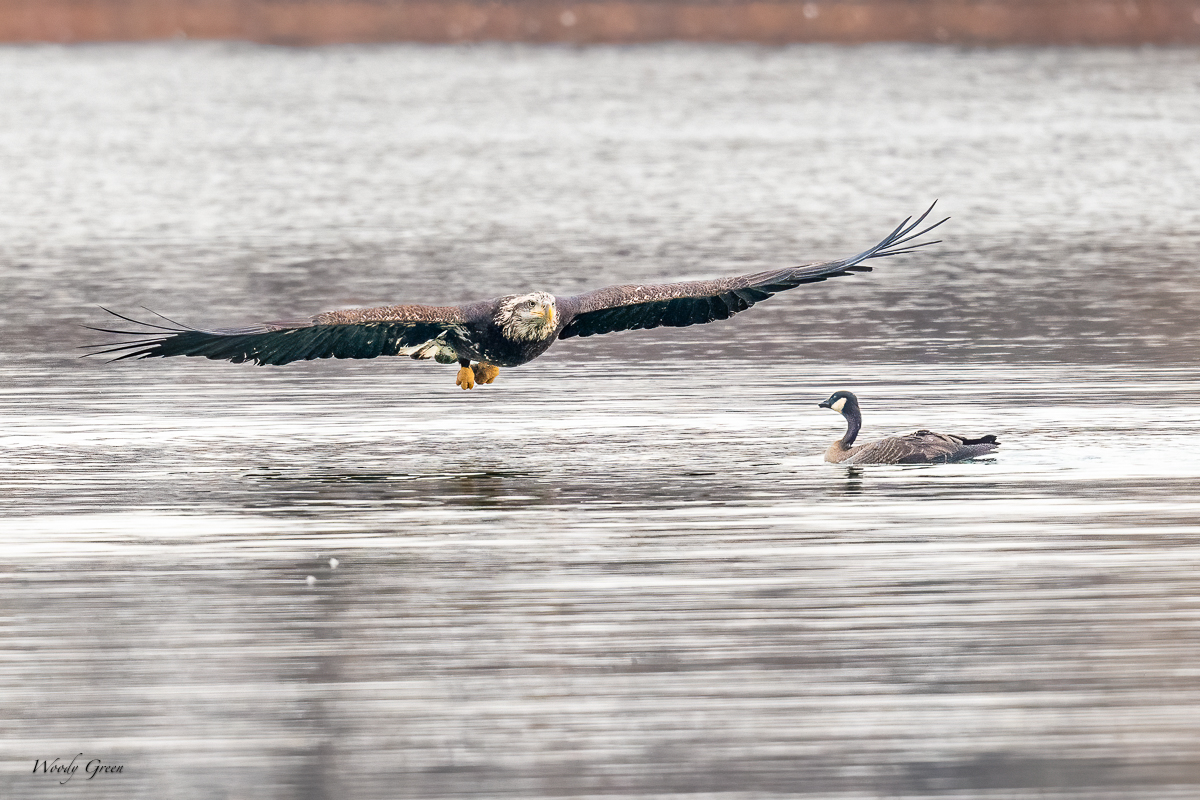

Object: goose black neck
[841,406,862,448]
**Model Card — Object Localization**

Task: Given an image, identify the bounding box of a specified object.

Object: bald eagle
[87,205,945,389]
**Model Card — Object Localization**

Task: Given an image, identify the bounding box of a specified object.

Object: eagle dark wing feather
[558,203,946,340]
[84,308,460,366]
[558,285,756,339]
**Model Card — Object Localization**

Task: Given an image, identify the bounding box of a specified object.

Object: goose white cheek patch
[831,397,847,413]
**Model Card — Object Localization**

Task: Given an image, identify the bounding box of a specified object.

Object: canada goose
[818,391,999,465]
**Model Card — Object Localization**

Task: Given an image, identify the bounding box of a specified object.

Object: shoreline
[2,0,1200,46]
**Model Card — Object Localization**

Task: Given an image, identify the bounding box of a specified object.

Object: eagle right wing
[557,203,945,340]
[84,305,467,366]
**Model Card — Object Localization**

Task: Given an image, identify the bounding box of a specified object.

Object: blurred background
[3,0,1200,45]
[3,3,1200,800]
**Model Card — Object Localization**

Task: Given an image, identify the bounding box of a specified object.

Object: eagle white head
[495,291,558,342]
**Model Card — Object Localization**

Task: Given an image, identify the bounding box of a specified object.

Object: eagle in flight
[87,204,945,389]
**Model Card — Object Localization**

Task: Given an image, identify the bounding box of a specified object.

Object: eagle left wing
[84,304,468,366]
[557,203,945,340]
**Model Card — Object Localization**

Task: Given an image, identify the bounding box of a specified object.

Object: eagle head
[495,291,558,342]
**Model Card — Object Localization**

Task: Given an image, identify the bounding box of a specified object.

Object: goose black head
[818,390,860,416]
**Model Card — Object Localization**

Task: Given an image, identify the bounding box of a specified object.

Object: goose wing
[849,430,999,465]
[557,203,946,340]
[84,304,470,366]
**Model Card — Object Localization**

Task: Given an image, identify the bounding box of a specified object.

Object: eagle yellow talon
[455,365,476,390]
[472,363,500,384]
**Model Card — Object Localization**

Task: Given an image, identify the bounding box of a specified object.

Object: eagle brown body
[87,205,946,390]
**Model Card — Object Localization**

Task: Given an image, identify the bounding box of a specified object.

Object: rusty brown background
[2,0,1200,45]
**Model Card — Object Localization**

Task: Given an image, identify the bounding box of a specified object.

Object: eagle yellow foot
[455,365,476,390]
[472,363,500,385]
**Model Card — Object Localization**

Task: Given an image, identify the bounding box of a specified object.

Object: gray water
[3,43,1200,799]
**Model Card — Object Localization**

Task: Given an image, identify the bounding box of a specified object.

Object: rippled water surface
[3,43,1200,799]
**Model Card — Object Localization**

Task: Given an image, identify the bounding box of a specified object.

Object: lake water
[2,43,1200,799]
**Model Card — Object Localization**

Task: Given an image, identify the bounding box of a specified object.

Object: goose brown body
[819,391,999,465]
